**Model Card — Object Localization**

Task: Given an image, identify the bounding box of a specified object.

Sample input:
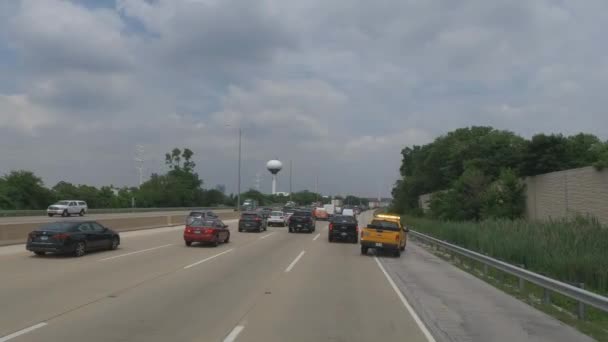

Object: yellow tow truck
[360,214,408,257]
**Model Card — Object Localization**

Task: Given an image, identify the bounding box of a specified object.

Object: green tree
[481,169,527,220]
[0,170,53,209]
[429,166,490,221]
[520,134,570,176]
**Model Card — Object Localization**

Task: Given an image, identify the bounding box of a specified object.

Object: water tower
[266,160,283,195]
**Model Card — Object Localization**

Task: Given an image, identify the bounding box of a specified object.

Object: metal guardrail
[410,230,608,317]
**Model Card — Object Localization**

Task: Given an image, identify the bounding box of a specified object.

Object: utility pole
[315,174,319,203]
[289,160,293,201]
[135,144,144,186]
[237,127,242,211]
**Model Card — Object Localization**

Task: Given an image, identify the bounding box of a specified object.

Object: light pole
[237,127,242,212]
[225,124,242,211]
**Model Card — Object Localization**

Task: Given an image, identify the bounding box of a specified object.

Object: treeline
[0,148,232,210]
[391,127,608,221]
[0,147,368,210]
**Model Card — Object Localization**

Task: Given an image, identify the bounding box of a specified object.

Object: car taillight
[329,223,333,231]
[255,217,261,222]
[203,228,215,234]
[395,234,400,241]
[186,228,193,233]
[53,233,70,240]
[355,226,359,233]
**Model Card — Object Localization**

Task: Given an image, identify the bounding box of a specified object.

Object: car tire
[185,241,192,247]
[74,241,86,257]
[47,214,53,217]
[34,251,45,256]
[62,210,68,217]
[288,227,293,233]
[224,234,230,243]
[352,237,358,244]
[212,237,219,247]
[238,228,243,232]
[394,249,401,257]
[400,244,405,251]
[79,209,84,217]
[361,246,368,255]
[328,236,333,243]
[110,236,119,250]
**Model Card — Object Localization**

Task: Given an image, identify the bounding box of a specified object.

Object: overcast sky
[1,0,607,197]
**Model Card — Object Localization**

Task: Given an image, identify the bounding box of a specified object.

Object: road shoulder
[379,242,594,342]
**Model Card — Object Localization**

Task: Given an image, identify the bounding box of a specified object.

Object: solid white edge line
[312,233,321,241]
[98,244,173,261]
[183,248,233,269]
[374,257,437,342]
[223,325,245,342]
[0,322,48,342]
[259,232,276,239]
[284,250,306,272]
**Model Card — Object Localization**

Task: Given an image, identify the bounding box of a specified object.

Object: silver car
[267,211,287,227]
[47,200,88,217]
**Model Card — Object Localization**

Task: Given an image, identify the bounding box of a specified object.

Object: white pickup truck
[47,200,88,217]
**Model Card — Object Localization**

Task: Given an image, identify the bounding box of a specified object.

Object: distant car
[186,210,218,225]
[260,207,273,219]
[26,221,119,257]
[328,215,358,243]
[288,210,316,233]
[184,218,230,247]
[267,211,287,227]
[341,208,355,217]
[313,207,329,220]
[47,200,88,217]
[238,211,267,232]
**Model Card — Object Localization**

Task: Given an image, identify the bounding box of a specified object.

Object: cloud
[1,0,608,197]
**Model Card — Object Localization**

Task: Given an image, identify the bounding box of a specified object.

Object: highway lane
[0,209,234,225]
[0,210,593,342]
[0,214,431,342]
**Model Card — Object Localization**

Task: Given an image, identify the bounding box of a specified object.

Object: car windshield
[271,211,283,216]
[55,201,70,205]
[189,219,216,227]
[241,213,258,219]
[38,222,77,232]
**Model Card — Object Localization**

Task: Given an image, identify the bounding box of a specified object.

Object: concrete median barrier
[0,211,241,246]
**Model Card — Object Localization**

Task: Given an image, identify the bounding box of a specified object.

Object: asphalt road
[0,211,592,342]
[0,209,234,225]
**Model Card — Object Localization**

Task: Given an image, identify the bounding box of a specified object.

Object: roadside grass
[405,215,608,342]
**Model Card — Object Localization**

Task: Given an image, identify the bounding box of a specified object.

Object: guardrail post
[577,283,586,320]
[483,264,489,278]
[542,288,551,305]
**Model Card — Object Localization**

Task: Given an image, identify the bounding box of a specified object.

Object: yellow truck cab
[360,214,408,257]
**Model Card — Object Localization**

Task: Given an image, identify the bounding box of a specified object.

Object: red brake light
[186,228,193,233]
[329,223,333,231]
[395,234,400,241]
[355,226,359,233]
[53,233,70,240]
[204,228,215,234]
[255,217,261,222]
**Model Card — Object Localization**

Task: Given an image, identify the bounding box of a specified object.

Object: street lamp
[225,124,242,211]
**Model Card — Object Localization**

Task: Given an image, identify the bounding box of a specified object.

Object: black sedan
[26,221,120,257]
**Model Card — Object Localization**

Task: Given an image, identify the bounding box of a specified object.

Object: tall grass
[405,215,608,295]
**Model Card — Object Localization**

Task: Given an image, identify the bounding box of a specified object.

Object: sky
[1,0,608,197]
